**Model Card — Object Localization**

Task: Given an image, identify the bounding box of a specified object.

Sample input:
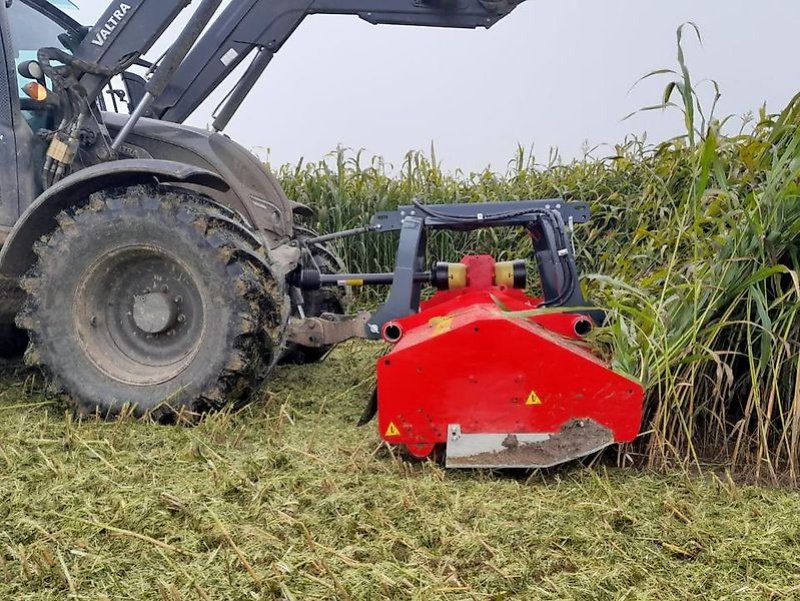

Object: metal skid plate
[445,420,614,469]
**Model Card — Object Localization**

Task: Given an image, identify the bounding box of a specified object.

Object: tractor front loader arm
[26,0,526,188]
[151,0,526,128]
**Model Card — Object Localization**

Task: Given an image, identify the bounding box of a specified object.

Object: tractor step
[445,419,613,469]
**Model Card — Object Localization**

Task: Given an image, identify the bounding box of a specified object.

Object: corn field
[277,28,800,483]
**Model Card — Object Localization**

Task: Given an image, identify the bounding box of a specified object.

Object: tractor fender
[0,159,229,279]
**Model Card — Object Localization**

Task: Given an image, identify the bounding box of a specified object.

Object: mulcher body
[293,200,645,468]
[377,256,643,467]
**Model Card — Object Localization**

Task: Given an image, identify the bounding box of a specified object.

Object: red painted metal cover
[376,297,644,464]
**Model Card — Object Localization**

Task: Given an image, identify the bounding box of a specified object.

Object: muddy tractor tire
[17,185,285,419]
[281,231,346,365]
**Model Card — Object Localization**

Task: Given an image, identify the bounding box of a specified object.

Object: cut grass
[2,342,800,600]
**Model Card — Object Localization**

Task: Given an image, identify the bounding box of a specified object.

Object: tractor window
[6,1,72,130]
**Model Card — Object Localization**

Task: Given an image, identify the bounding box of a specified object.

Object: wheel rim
[74,245,206,386]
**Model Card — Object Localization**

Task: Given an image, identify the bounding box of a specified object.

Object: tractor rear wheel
[17,185,285,419]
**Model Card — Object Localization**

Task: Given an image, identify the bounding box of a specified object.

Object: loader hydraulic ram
[288,199,644,469]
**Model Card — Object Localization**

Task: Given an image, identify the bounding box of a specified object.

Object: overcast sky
[70,0,800,172]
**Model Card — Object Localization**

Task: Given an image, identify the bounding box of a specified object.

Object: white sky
[71,0,800,172]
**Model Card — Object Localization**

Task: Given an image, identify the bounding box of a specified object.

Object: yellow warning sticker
[338,278,364,287]
[525,390,543,405]
[385,421,401,437]
[429,315,454,336]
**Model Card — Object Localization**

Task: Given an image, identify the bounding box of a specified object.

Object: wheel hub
[132,292,180,334]
[75,246,205,386]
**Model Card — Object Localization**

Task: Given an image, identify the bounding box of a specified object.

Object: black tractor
[0,0,523,417]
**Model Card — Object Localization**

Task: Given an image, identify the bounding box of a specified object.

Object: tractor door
[0,1,25,240]
[0,0,84,237]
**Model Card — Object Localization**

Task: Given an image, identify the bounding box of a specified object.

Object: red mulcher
[292,199,644,468]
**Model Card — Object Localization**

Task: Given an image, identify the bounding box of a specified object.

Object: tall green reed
[273,25,800,481]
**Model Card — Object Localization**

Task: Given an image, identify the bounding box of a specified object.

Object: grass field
[3,29,800,599]
[3,342,800,600]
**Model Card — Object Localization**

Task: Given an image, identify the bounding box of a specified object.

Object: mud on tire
[17,185,285,419]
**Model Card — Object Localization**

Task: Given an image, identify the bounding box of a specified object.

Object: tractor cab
[0,0,135,240]
[0,0,80,238]
[8,1,77,130]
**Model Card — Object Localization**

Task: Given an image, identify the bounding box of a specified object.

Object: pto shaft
[294,260,526,291]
